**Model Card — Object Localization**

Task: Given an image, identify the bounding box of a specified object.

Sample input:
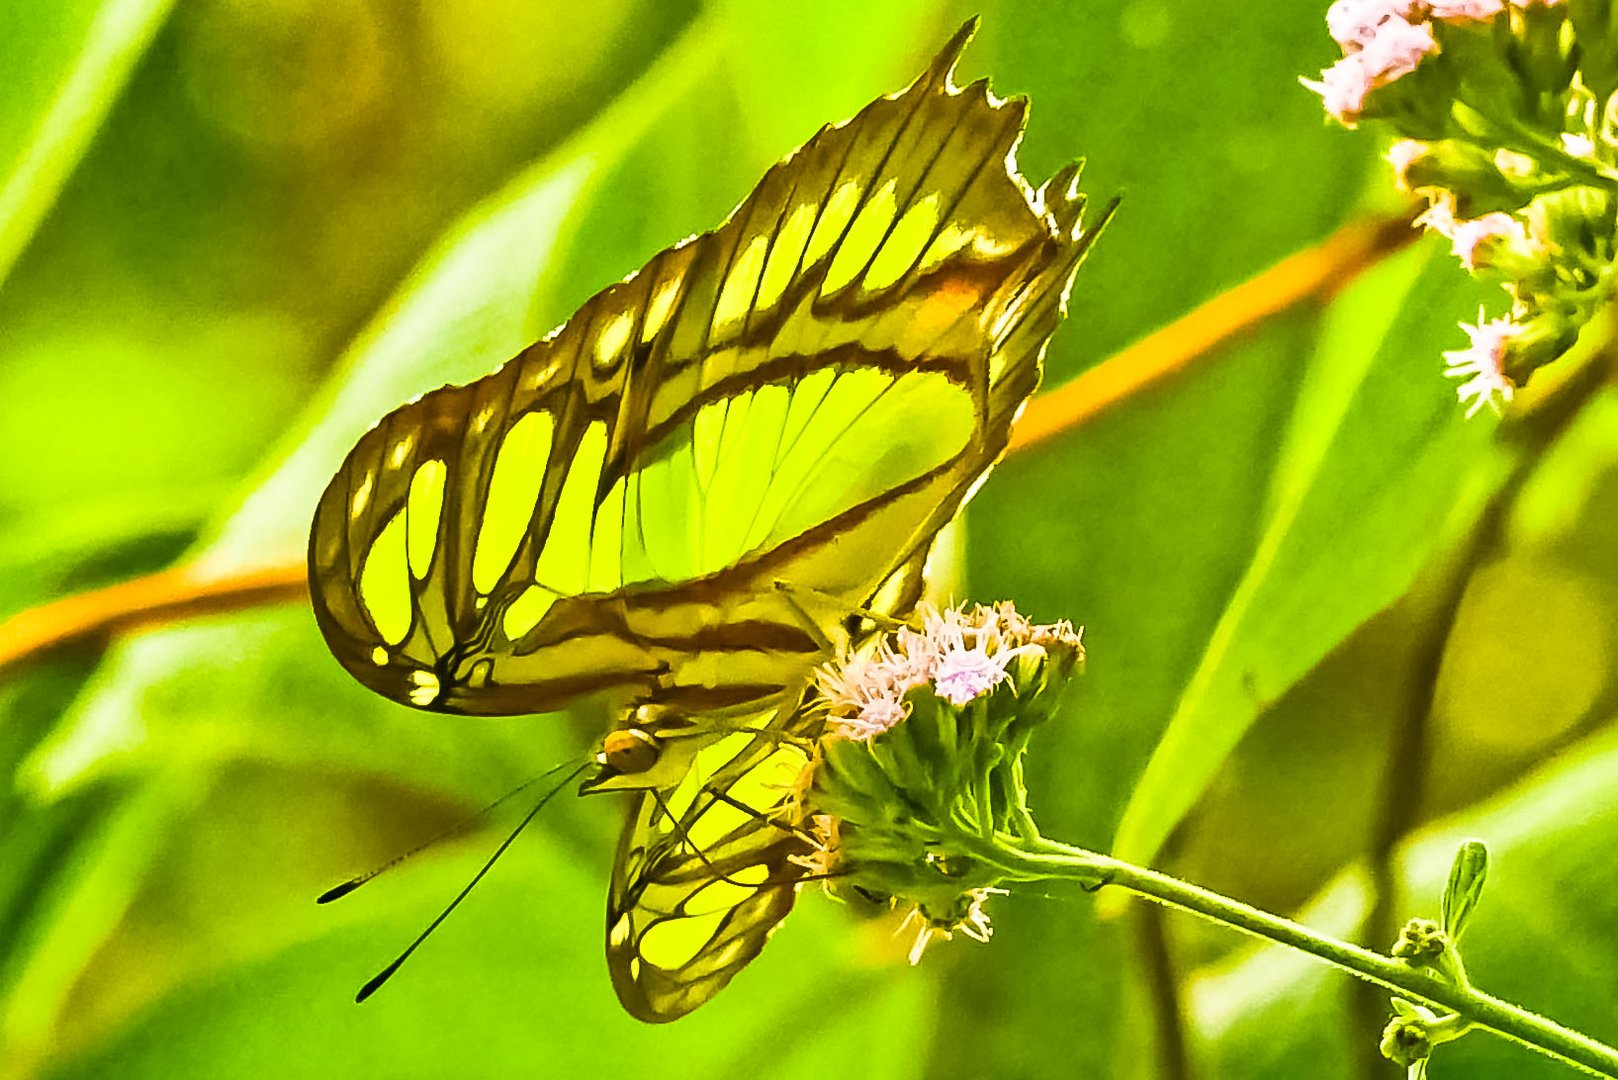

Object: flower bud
[1391,917,1449,963]
[1569,5,1618,99]
[1380,998,1473,1069]
[1400,140,1539,214]
[1442,838,1490,940]
[1381,1011,1436,1067]
[1510,0,1579,98]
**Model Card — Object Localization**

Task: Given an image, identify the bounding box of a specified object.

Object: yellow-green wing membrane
[605,693,820,1022]
[307,19,1110,723]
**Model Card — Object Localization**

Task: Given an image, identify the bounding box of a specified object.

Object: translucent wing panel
[616,365,972,585]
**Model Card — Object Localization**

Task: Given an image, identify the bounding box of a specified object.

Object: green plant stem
[984,838,1618,1079]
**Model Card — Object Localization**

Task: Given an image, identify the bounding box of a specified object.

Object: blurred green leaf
[1109,249,1503,868]
[6,2,1618,1078]
[0,0,173,289]
[1192,723,1618,1079]
[43,842,934,1080]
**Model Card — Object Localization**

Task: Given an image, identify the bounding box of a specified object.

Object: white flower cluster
[1412,206,1529,416]
[814,601,1074,739]
[1306,0,1593,419]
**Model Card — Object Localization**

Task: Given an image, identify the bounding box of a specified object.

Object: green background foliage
[3,1,1614,1077]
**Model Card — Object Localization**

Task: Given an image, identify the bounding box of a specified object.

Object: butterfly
[308,18,1111,1021]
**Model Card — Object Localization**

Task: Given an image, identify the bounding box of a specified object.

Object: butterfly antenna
[318,756,586,904]
[351,759,592,1003]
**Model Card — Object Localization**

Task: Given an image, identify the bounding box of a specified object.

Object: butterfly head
[580,703,706,794]
[596,725,661,778]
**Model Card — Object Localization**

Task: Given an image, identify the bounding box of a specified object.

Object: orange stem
[0,209,1419,675]
[0,562,306,672]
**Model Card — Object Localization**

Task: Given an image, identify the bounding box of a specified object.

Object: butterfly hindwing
[605,695,820,1022]
[308,19,1107,722]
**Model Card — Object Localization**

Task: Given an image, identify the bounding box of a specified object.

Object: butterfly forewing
[593,23,1115,1018]
[308,19,1104,723]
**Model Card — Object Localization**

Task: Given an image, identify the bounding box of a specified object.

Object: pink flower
[932,643,1017,705]
[816,601,1069,739]
[1387,139,1430,189]
[1443,312,1519,418]
[1304,56,1375,124]
[922,604,1040,707]
[815,648,924,737]
[1414,196,1457,237]
[1305,18,1434,124]
[1327,0,1417,50]
[1447,212,1528,269]
[1361,17,1437,80]
[923,609,1000,703]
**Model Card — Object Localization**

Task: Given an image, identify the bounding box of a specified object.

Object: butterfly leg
[769,579,915,650]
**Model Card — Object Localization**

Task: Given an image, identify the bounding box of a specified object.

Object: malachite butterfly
[309,18,1112,1021]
